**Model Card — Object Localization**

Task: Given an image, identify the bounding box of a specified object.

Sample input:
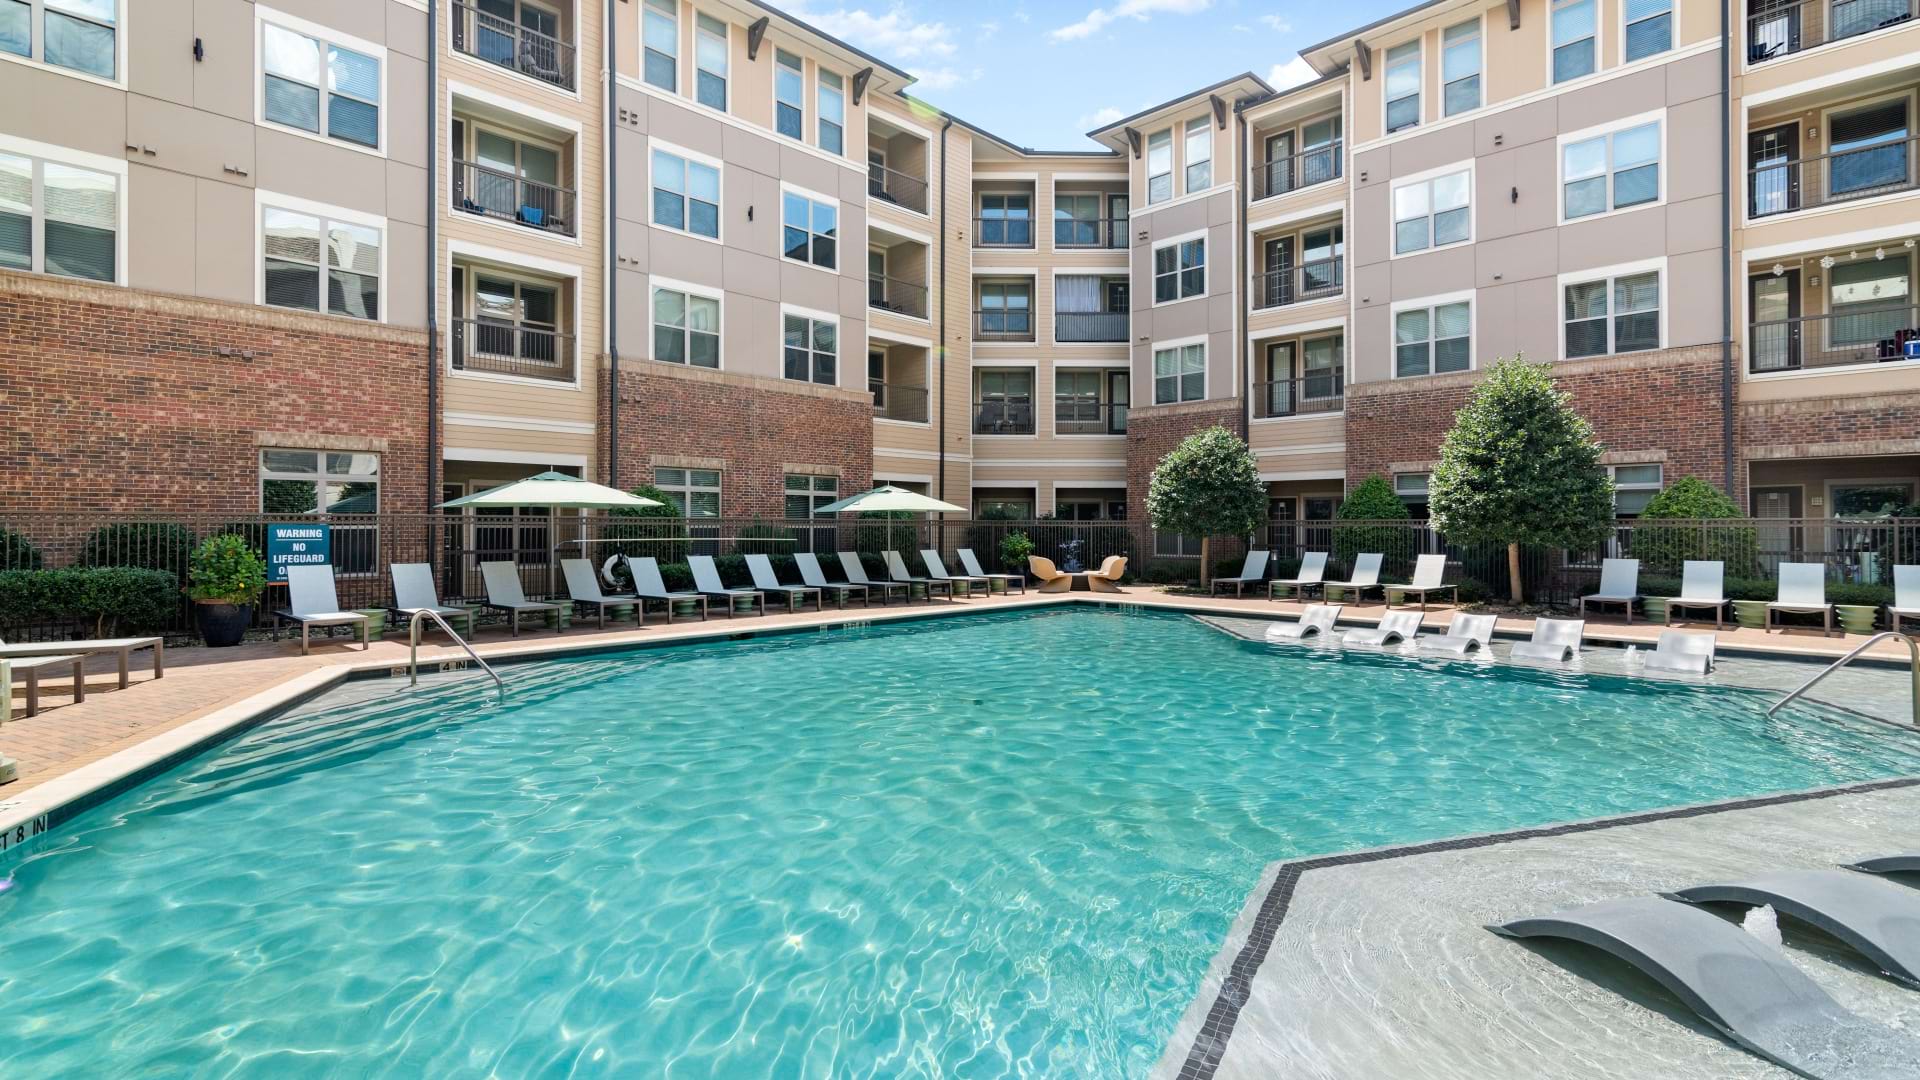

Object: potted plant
[999,532,1034,594]
[1835,604,1879,635]
[1731,599,1768,630]
[1641,596,1668,624]
[188,533,266,647]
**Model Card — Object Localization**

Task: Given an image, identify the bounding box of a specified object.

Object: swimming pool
[4,607,1918,1077]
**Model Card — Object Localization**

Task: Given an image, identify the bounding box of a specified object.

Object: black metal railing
[1054,311,1128,342]
[869,275,929,319]
[1252,374,1345,419]
[867,161,929,214]
[452,159,577,238]
[972,399,1035,435]
[1251,141,1343,201]
[973,309,1035,342]
[452,318,577,382]
[1053,217,1129,248]
[1747,0,1912,64]
[1052,399,1128,435]
[1748,134,1918,218]
[451,1,577,90]
[1748,304,1920,373]
[871,382,930,423]
[1251,257,1344,310]
[973,216,1035,248]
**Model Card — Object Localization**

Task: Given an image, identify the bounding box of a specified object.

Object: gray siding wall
[1129,189,1237,401]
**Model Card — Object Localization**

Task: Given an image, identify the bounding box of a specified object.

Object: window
[1552,0,1596,83]
[1153,342,1204,404]
[977,496,1034,519]
[1184,116,1211,192]
[1563,121,1659,219]
[0,151,117,282]
[1442,20,1480,116]
[651,148,719,239]
[975,370,1034,434]
[263,21,381,149]
[1054,192,1102,246]
[469,273,560,363]
[774,49,804,140]
[782,190,837,268]
[1301,226,1343,292]
[1153,238,1204,302]
[1146,128,1172,204]
[262,204,381,320]
[1565,270,1660,357]
[1302,335,1343,401]
[641,0,676,91]
[655,467,720,518]
[3,0,116,79]
[1392,170,1470,254]
[1393,472,1430,504]
[1155,532,1203,557]
[461,123,562,225]
[694,13,727,110]
[783,312,836,384]
[818,69,844,156]
[1385,41,1420,133]
[978,193,1031,246]
[785,474,839,518]
[978,281,1031,335]
[1828,99,1911,198]
[1394,301,1471,377]
[260,449,380,515]
[1609,464,1662,516]
[1829,258,1911,347]
[652,287,718,368]
[1624,0,1671,61]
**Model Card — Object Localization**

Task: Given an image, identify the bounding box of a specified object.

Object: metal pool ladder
[407,609,506,700]
[1767,632,1920,727]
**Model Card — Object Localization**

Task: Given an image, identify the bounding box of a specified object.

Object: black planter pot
[196,601,252,647]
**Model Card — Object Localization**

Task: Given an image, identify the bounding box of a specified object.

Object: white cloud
[1267,57,1316,90]
[911,66,982,91]
[1049,0,1213,42]
[788,5,956,60]
[1079,106,1127,130]
[1257,14,1292,32]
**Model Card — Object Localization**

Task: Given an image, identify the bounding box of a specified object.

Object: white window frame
[1441,17,1482,118]
[1822,249,1912,354]
[1393,472,1430,501]
[780,302,840,386]
[773,48,805,142]
[1389,161,1474,259]
[1557,110,1666,224]
[780,181,839,272]
[255,7,388,158]
[0,132,127,286]
[255,189,388,323]
[1622,0,1674,63]
[1549,0,1599,86]
[1558,257,1668,360]
[692,11,728,112]
[1383,39,1422,135]
[1151,229,1207,307]
[259,448,382,516]
[641,0,677,93]
[648,274,723,370]
[654,465,721,518]
[817,67,845,156]
[1609,462,1664,516]
[645,137,723,243]
[1389,290,1476,379]
[1146,128,1172,205]
[1151,334,1208,404]
[0,0,125,87]
[1184,116,1212,194]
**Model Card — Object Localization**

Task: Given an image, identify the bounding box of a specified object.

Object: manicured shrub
[857,510,922,556]
[1146,426,1266,586]
[1627,476,1760,578]
[1000,531,1034,574]
[79,522,198,573]
[1334,475,1413,569]
[732,522,797,556]
[0,527,44,570]
[0,567,179,637]
[188,534,267,604]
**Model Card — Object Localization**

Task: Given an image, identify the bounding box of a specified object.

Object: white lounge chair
[838,552,913,604]
[0,633,163,689]
[795,552,869,608]
[1268,552,1327,600]
[1664,560,1729,630]
[689,555,765,617]
[1767,562,1834,637]
[957,548,1027,595]
[387,562,477,638]
[562,558,641,629]
[1889,565,1919,635]
[885,550,954,601]
[745,554,820,612]
[1643,629,1715,675]
[1417,612,1498,657]
[1511,618,1585,663]
[273,564,371,655]
[1325,553,1385,603]
[1267,604,1343,641]
[1580,558,1641,623]
[480,561,564,637]
[1344,610,1424,648]
[623,555,707,621]
[1388,553,1457,610]
[1211,550,1270,598]
[921,549,989,596]
[6,654,84,717]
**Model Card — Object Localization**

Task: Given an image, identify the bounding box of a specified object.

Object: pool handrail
[408,608,505,701]
[1767,631,1919,728]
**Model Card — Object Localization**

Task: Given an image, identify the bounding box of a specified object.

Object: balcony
[1053,217,1128,249]
[453,159,577,238]
[973,216,1035,249]
[1055,311,1128,342]
[452,317,577,383]
[1749,305,1920,373]
[871,382,930,423]
[1251,141,1343,202]
[973,399,1035,435]
[870,275,929,319]
[1253,374,1344,418]
[451,1,576,91]
[1747,0,1913,64]
[1748,134,1918,218]
[868,162,929,215]
[974,309,1035,342]
[1251,257,1344,311]
[1053,399,1128,435]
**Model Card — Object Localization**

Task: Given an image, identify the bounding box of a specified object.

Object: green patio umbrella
[812,485,967,515]
[437,471,663,510]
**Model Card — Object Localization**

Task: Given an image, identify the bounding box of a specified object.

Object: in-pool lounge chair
[1663,560,1729,630]
[388,562,478,638]
[480,561,564,637]
[1850,853,1920,875]
[1324,553,1385,604]
[1087,555,1127,593]
[1269,551,1327,601]
[1579,558,1641,623]
[1643,629,1715,675]
[1510,618,1585,663]
[886,550,954,601]
[1267,604,1342,641]
[0,633,163,689]
[1890,565,1919,635]
[837,552,913,605]
[689,555,765,617]
[1665,870,1920,988]
[1211,550,1270,598]
[921,550,990,596]
[1416,611,1497,657]
[622,555,708,621]
[1343,610,1424,648]
[561,558,641,629]
[795,552,869,608]
[1028,555,1074,594]
[745,554,820,613]
[1387,553,1457,610]
[957,548,1027,595]
[1767,562,1834,637]
[5,654,85,717]
[274,564,372,655]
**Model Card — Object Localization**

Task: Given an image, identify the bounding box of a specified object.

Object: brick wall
[1124,398,1246,520]
[0,271,432,513]
[1741,390,1920,466]
[602,361,874,516]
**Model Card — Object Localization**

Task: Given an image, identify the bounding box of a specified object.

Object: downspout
[1234,100,1250,444]
[425,0,439,508]
[605,0,620,487]
[937,115,953,503]
[1718,0,1735,497]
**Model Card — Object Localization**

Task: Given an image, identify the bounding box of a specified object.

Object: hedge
[0,527,43,570]
[79,522,198,572]
[0,567,180,637]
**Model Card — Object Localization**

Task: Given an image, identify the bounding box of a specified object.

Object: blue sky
[787,1,1407,150]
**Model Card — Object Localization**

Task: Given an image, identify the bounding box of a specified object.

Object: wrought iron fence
[1747,0,1912,63]
[1054,311,1128,342]
[1251,140,1343,201]
[1747,134,1918,218]
[871,382,930,423]
[451,159,578,238]
[450,0,578,90]
[869,275,929,319]
[1053,217,1128,249]
[867,161,929,214]
[451,318,578,382]
[1251,256,1343,310]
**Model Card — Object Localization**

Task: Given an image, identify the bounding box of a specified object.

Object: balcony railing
[1251,257,1344,310]
[1747,0,1912,64]
[973,399,1035,435]
[871,382,930,423]
[452,159,577,238]
[973,217,1035,248]
[1053,399,1129,435]
[868,161,929,215]
[1253,374,1345,419]
[1054,311,1128,342]
[1251,141,1343,201]
[452,318,577,383]
[870,275,929,319]
[1053,217,1129,249]
[1748,134,1918,218]
[450,1,577,90]
[1749,305,1920,373]
[974,309,1035,342]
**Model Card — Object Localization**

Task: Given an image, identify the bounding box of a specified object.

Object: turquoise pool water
[5,608,1920,1077]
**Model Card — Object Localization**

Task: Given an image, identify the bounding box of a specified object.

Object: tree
[1630,475,1759,578]
[1145,426,1267,586]
[1334,474,1412,569]
[1428,358,1614,602]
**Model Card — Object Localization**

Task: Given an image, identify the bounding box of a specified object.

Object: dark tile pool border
[1168,773,1920,1080]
